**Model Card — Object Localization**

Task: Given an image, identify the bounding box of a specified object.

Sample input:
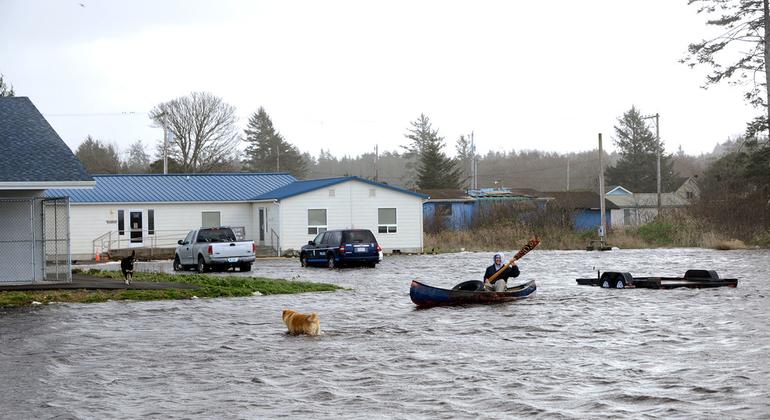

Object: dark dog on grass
[120,250,135,286]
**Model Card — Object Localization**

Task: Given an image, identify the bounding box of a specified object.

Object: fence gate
[42,197,70,283]
[0,197,70,284]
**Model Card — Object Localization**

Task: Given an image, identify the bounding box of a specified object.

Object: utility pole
[162,127,168,175]
[642,113,662,216]
[276,142,280,172]
[566,158,570,191]
[374,144,379,182]
[157,111,169,174]
[471,131,479,190]
[598,133,606,243]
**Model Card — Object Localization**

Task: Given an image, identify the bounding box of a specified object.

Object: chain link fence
[0,197,70,284]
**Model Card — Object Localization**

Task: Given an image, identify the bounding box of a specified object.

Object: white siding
[70,202,254,259]
[278,180,423,253]
[610,209,624,229]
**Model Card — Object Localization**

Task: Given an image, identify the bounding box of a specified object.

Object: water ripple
[2,248,770,418]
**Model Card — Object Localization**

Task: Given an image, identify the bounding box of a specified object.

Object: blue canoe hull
[410,279,537,308]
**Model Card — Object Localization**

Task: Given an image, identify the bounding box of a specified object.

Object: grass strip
[0,270,342,307]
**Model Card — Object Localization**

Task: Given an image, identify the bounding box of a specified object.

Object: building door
[259,209,265,243]
[129,210,143,247]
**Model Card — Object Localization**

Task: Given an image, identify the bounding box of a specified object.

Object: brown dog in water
[282,309,320,336]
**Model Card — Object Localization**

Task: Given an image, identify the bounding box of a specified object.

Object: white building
[253,177,426,254]
[606,177,699,229]
[0,97,94,284]
[48,175,426,260]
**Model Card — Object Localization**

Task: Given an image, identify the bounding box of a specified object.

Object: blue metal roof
[46,173,297,203]
[254,176,428,200]
[0,97,93,183]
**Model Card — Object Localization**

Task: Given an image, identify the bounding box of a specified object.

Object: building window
[308,209,327,235]
[378,208,397,233]
[435,203,453,217]
[686,191,694,199]
[329,189,335,197]
[202,211,220,228]
[148,209,155,235]
[118,210,125,235]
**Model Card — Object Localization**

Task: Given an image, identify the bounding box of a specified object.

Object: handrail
[92,229,191,255]
[92,231,113,258]
[270,228,280,256]
[92,227,251,257]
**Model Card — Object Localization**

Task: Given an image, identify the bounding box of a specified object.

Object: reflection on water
[1,248,769,418]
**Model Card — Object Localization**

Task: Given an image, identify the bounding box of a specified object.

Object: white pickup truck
[174,227,256,272]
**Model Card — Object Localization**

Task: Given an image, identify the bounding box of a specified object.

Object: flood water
[1,248,769,419]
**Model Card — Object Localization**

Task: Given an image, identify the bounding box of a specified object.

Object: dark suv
[300,229,382,268]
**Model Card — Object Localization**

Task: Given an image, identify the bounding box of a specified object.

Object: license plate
[227,257,239,263]
[354,247,367,252]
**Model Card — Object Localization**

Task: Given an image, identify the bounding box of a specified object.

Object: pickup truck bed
[174,227,256,272]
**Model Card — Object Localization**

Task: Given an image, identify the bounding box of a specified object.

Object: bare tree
[149,92,240,173]
[122,140,151,173]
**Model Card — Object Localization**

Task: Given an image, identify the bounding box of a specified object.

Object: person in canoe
[484,252,520,292]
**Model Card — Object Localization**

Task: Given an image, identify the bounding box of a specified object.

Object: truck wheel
[601,279,610,288]
[614,279,625,289]
[240,263,252,272]
[173,255,183,271]
[197,256,208,273]
[327,255,337,269]
[300,254,307,267]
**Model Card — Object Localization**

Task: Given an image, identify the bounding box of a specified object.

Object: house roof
[46,173,297,203]
[467,187,544,198]
[253,176,428,200]
[0,97,94,188]
[606,186,633,196]
[606,193,689,208]
[419,189,473,201]
[544,191,620,210]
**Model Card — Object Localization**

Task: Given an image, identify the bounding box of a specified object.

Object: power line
[44,112,142,117]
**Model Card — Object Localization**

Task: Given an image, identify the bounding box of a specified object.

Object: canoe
[576,269,738,289]
[410,279,537,308]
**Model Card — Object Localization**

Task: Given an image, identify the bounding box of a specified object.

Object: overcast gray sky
[0,0,757,160]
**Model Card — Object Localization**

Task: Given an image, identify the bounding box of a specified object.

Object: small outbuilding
[0,97,94,284]
[252,176,427,254]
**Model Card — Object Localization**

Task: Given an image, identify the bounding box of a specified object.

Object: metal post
[655,113,661,216]
[598,133,606,243]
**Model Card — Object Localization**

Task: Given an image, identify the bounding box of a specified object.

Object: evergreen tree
[75,135,121,174]
[605,107,678,192]
[684,0,770,138]
[455,134,474,189]
[0,73,13,97]
[242,107,307,178]
[403,114,462,189]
